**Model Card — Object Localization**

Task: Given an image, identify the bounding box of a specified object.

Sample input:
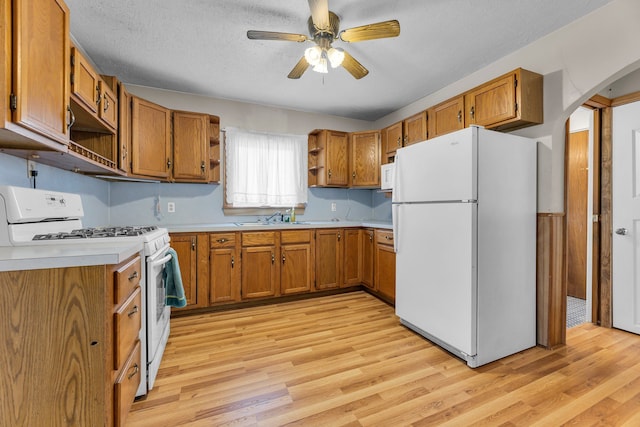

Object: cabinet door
[281,243,312,295]
[242,246,278,299]
[343,229,362,286]
[98,80,118,131]
[375,243,396,302]
[12,0,70,145]
[131,97,172,178]
[350,131,380,187]
[382,121,403,159]
[70,47,99,115]
[404,111,427,146]
[210,248,239,303]
[172,111,209,182]
[427,96,465,139]
[170,234,198,309]
[464,73,516,128]
[118,84,132,173]
[315,229,342,289]
[361,229,375,289]
[326,131,349,186]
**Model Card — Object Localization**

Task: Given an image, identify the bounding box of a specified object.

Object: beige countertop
[165,220,392,233]
[0,241,143,272]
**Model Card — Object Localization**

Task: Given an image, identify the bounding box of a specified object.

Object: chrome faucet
[264,211,282,223]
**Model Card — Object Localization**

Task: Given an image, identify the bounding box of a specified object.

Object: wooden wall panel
[599,107,613,327]
[536,213,566,348]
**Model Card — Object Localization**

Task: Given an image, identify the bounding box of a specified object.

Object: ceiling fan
[247,0,400,79]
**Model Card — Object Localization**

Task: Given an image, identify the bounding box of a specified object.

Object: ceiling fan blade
[308,0,330,31]
[339,20,400,42]
[247,30,308,42]
[288,56,310,79]
[341,51,369,79]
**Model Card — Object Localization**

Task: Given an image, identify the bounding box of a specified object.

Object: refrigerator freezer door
[392,127,477,204]
[395,202,477,357]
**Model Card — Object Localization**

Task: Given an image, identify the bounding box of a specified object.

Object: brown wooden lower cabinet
[343,228,362,286]
[209,232,240,304]
[0,254,142,426]
[361,228,375,289]
[315,228,342,290]
[375,229,396,302]
[171,227,395,313]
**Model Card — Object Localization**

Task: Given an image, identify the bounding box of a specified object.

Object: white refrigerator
[392,126,537,367]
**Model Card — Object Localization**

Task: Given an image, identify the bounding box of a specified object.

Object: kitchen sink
[234,221,311,227]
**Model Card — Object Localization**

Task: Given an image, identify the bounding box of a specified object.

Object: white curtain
[225,128,308,207]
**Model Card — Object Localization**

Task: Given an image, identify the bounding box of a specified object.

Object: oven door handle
[150,253,172,267]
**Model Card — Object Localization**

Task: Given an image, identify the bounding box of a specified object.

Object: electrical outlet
[27,160,37,178]
[167,202,175,213]
[331,202,337,212]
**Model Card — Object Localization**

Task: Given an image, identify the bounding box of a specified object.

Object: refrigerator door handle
[392,203,399,253]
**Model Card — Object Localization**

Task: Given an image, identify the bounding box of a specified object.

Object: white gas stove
[0,185,172,398]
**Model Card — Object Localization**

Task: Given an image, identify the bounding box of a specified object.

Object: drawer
[114,286,141,370]
[281,229,311,244]
[115,340,141,427]
[242,231,276,246]
[375,229,394,246]
[114,255,141,305]
[210,232,236,248]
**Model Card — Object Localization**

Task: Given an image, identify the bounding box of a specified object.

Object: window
[224,128,308,208]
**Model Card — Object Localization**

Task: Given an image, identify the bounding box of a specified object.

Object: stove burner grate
[32,225,158,240]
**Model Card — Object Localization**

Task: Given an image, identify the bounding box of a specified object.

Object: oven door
[145,242,172,389]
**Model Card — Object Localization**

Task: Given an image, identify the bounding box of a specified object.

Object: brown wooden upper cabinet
[465,68,543,131]
[381,111,427,163]
[131,96,172,178]
[308,129,349,187]
[349,130,380,187]
[172,111,210,182]
[427,95,465,140]
[3,0,71,147]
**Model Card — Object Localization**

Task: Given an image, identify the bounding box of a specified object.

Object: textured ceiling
[65,0,612,121]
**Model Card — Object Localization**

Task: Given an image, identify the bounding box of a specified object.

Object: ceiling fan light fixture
[312,57,328,73]
[304,45,322,66]
[327,47,344,68]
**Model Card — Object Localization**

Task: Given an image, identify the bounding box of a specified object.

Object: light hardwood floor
[127,291,640,426]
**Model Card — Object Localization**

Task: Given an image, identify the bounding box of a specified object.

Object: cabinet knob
[271,253,275,264]
[328,169,332,178]
[127,363,139,380]
[217,238,227,243]
[470,106,475,119]
[128,305,139,318]
[397,137,402,147]
[167,158,172,169]
[231,256,234,268]
[369,233,373,241]
[352,171,356,179]
[282,253,286,264]
[201,161,206,173]
[337,232,341,241]
[95,85,101,106]
[128,271,139,281]
[103,97,109,113]
[457,110,462,123]
[191,238,196,250]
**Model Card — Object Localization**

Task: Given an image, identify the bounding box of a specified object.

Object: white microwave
[380,163,395,190]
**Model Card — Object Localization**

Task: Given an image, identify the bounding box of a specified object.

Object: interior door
[612,102,640,334]
[567,130,589,299]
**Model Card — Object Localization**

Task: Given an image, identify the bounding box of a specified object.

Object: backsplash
[0,152,391,227]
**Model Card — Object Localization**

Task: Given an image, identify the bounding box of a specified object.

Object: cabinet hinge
[70,73,74,86]
[514,78,518,88]
[515,102,518,113]
[9,93,17,111]
[70,53,75,67]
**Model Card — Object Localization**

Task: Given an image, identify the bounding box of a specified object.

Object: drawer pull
[128,271,139,281]
[128,363,139,380]
[231,256,234,268]
[217,238,227,243]
[128,305,139,318]
[385,235,393,241]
